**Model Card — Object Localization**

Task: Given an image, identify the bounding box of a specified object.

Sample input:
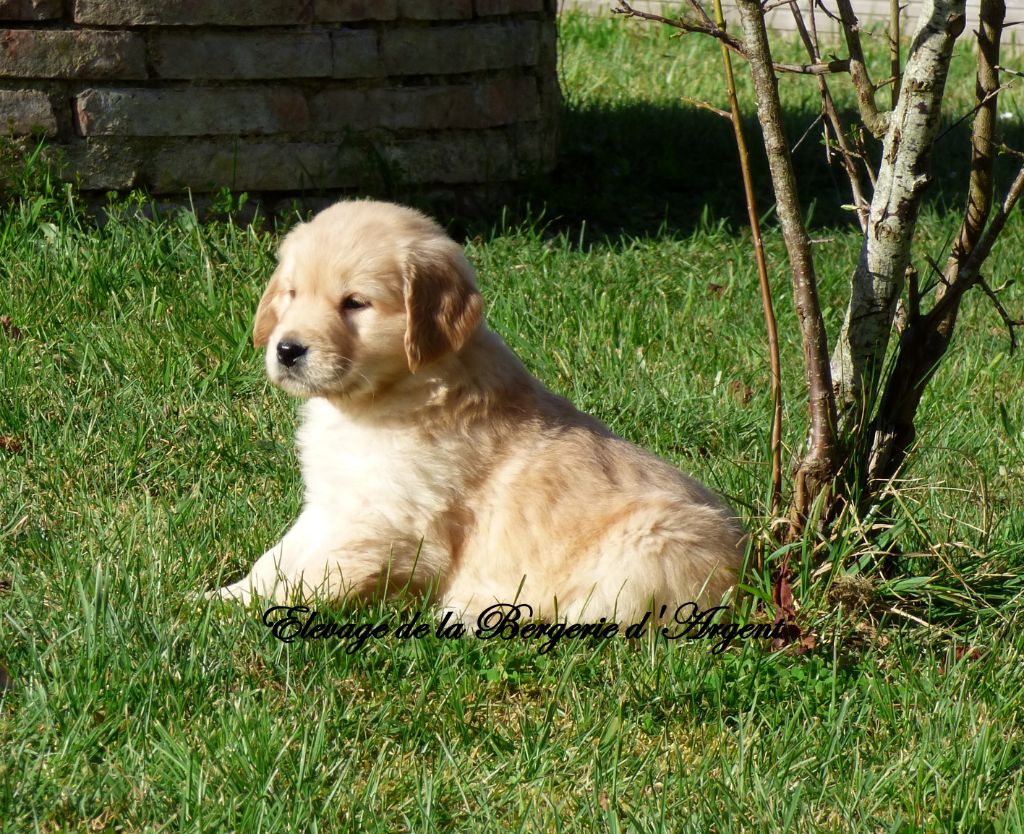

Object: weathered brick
[316,0,396,21]
[378,130,513,184]
[47,139,140,189]
[310,77,539,131]
[0,30,146,80]
[0,0,62,20]
[397,0,472,19]
[152,32,331,80]
[75,88,309,137]
[145,140,367,192]
[382,22,539,75]
[474,0,544,15]
[73,0,312,25]
[330,29,380,79]
[0,89,55,135]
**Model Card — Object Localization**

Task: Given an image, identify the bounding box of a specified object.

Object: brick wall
[0,0,560,197]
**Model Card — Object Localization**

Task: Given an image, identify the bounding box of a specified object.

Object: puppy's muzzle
[277,340,308,368]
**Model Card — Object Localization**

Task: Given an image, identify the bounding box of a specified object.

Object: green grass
[2,11,1024,832]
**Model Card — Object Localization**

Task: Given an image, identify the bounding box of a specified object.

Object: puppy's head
[253,200,483,399]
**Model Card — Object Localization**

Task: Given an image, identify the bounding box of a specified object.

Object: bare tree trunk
[736,0,839,526]
[829,0,967,435]
[868,0,1009,484]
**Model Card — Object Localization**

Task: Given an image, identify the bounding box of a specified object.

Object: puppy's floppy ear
[253,266,284,348]
[403,240,484,372]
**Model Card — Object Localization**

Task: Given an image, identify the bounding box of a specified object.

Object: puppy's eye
[341,296,370,311]
[287,289,296,299]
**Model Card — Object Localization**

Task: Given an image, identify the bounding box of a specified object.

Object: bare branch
[923,252,949,291]
[681,96,734,120]
[907,264,920,319]
[612,1,746,54]
[890,0,903,108]
[613,0,850,76]
[786,0,871,229]
[978,276,1024,353]
[996,142,1024,159]
[936,77,1017,142]
[682,0,720,31]
[709,0,784,524]
[736,0,839,528]
[929,162,1024,320]
[807,0,822,53]
[855,126,878,189]
[775,58,853,75]
[937,76,1015,146]
[835,0,893,136]
[950,11,1005,263]
[792,112,826,152]
[814,0,843,23]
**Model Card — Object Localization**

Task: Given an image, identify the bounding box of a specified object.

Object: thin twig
[791,112,826,153]
[890,0,903,108]
[775,58,852,75]
[786,0,871,229]
[929,163,1024,322]
[996,142,1024,159]
[613,1,745,53]
[821,115,835,166]
[681,96,734,119]
[847,127,876,190]
[924,252,950,289]
[710,0,784,527]
[807,0,821,58]
[815,0,843,22]
[907,265,921,319]
[613,0,850,75]
[685,0,719,30]
[936,77,1017,142]
[803,0,836,169]
[884,605,958,634]
[736,0,839,530]
[978,276,1024,353]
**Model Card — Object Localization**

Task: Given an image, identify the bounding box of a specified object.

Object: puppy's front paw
[437,603,479,629]
[205,582,254,605]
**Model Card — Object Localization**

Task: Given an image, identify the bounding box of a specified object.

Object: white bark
[830,0,966,426]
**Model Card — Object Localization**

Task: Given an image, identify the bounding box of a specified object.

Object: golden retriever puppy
[210,200,745,622]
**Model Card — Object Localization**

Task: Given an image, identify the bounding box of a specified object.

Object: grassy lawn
[3,11,1024,832]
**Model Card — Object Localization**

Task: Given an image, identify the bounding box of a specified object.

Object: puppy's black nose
[276,340,308,367]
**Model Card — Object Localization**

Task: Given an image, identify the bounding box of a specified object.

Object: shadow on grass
[490,96,1024,244]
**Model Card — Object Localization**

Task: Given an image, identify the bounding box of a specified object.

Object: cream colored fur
[210,200,745,622]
